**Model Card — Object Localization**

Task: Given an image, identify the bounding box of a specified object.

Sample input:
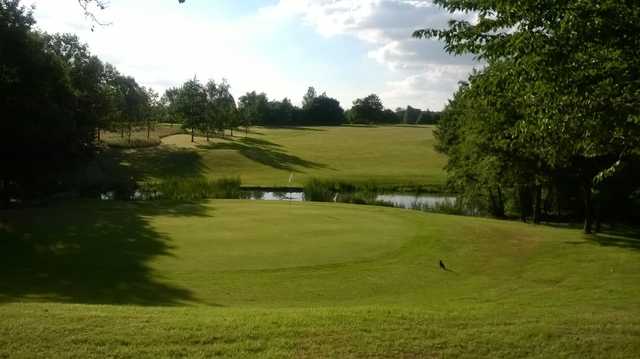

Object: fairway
[103,125,447,187]
[1,200,639,357]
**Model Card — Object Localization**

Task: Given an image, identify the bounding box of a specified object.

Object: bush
[139,177,242,201]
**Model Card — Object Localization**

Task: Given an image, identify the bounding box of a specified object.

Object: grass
[1,200,639,357]
[96,125,447,188]
[101,123,185,148]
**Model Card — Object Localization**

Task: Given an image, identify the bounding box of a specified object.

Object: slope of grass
[101,123,185,148]
[99,125,447,188]
[1,200,639,357]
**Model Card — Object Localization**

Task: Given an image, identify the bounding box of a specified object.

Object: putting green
[1,200,640,357]
[149,200,415,272]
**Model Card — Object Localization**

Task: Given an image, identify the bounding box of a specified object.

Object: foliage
[139,177,241,201]
[302,94,345,126]
[238,91,268,131]
[415,0,640,231]
[1,1,90,202]
[349,94,384,124]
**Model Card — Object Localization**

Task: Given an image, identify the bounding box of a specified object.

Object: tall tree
[175,78,207,142]
[1,0,83,204]
[350,94,385,124]
[238,91,268,133]
[302,86,317,110]
[415,0,640,233]
[304,94,345,126]
[205,79,236,137]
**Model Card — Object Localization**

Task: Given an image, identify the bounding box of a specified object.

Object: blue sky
[26,0,479,110]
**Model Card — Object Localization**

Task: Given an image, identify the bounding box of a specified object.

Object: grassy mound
[1,200,639,357]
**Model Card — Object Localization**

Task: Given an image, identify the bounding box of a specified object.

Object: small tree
[175,78,207,142]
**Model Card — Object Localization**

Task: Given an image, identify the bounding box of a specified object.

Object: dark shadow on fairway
[0,201,215,306]
[100,146,207,180]
[590,229,640,251]
[564,227,640,251]
[197,137,327,172]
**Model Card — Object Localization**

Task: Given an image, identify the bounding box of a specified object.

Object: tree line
[415,0,640,233]
[165,83,441,135]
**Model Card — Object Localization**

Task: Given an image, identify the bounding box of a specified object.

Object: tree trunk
[594,200,602,233]
[496,187,505,218]
[230,128,234,137]
[583,183,593,234]
[533,185,542,224]
[518,185,531,222]
[191,128,194,143]
[489,188,505,218]
[0,179,8,209]
[147,120,150,140]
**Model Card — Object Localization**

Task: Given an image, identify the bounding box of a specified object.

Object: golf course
[3,0,640,357]
[100,125,447,188]
[1,199,639,357]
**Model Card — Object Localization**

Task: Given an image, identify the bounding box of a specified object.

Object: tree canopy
[415,0,640,232]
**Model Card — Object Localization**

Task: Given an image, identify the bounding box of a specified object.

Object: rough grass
[101,123,185,148]
[99,125,447,188]
[1,200,639,357]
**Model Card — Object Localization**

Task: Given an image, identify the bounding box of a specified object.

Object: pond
[245,190,456,210]
[100,189,456,211]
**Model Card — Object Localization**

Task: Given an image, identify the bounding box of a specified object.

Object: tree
[204,79,237,138]
[143,87,160,140]
[302,86,317,110]
[238,91,268,133]
[304,95,345,126]
[77,0,186,30]
[175,78,207,142]
[44,33,112,141]
[1,0,88,204]
[415,0,640,233]
[350,94,385,124]
[113,75,148,142]
[263,98,296,126]
[402,106,421,124]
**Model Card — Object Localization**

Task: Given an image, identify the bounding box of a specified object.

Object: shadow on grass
[589,228,640,251]
[563,226,640,251]
[198,136,327,172]
[101,146,207,181]
[0,201,213,306]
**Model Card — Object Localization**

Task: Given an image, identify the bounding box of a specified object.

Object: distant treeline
[164,82,441,133]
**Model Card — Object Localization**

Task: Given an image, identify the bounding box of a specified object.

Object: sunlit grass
[104,125,447,188]
[1,200,639,357]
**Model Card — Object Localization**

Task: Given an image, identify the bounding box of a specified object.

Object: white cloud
[25,0,478,110]
[382,64,476,110]
[269,0,480,109]
[25,0,300,101]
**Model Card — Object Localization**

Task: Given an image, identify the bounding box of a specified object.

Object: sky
[25,0,480,111]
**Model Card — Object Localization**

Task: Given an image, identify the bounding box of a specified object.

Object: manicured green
[101,125,447,188]
[1,200,639,357]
